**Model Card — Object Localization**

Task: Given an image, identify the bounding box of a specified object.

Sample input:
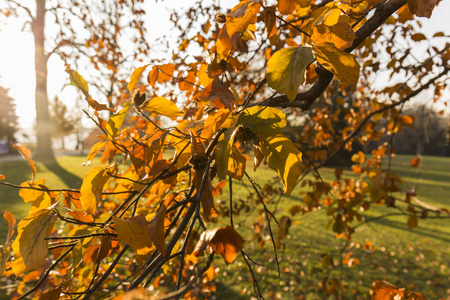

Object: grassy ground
[0,154,449,299]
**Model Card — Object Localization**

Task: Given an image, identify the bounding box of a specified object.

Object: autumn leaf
[200,109,231,141]
[13,144,36,181]
[141,97,182,119]
[128,64,149,93]
[193,225,244,264]
[65,65,113,112]
[266,46,314,101]
[215,127,239,180]
[407,214,418,229]
[113,216,153,264]
[407,0,438,18]
[370,280,427,300]
[106,105,130,140]
[66,209,94,223]
[80,163,116,212]
[3,210,16,246]
[314,42,360,85]
[238,106,287,135]
[278,0,298,15]
[11,210,57,276]
[149,195,175,257]
[226,0,261,37]
[259,133,303,195]
[198,77,235,110]
[410,157,421,168]
[40,287,63,300]
[227,145,247,181]
[312,23,356,50]
[148,64,176,87]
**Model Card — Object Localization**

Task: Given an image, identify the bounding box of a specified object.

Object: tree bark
[33,0,55,161]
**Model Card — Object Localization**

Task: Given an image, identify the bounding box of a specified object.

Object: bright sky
[0,1,449,130]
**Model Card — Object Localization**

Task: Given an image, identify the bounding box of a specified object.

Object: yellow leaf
[112,216,153,264]
[13,144,36,181]
[226,0,261,36]
[0,246,10,275]
[253,142,265,171]
[266,46,314,101]
[128,65,149,93]
[19,179,46,203]
[314,42,360,85]
[80,163,115,212]
[11,210,56,276]
[106,105,130,140]
[65,65,89,97]
[238,106,287,135]
[141,97,182,119]
[215,127,239,180]
[278,0,298,15]
[200,109,231,141]
[312,23,356,50]
[227,145,247,181]
[260,133,303,195]
[193,225,244,264]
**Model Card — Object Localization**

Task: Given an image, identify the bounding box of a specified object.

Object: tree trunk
[33,0,55,161]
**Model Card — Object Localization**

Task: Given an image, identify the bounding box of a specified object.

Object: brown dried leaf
[193,225,244,264]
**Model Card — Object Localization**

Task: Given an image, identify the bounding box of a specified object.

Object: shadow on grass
[42,160,83,188]
[370,216,450,244]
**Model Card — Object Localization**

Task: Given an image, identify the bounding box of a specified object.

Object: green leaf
[80,163,116,212]
[215,127,239,180]
[238,106,286,135]
[128,65,149,94]
[141,97,182,119]
[106,105,130,140]
[11,210,56,276]
[266,47,314,101]
[259,133,303,195]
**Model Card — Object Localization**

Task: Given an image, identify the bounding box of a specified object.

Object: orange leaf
[147,64,176,87]
[13,144,36,181]
[410,157,421,168]
[193,225,244,264]
[149,194,175,257]
[370,280,427,300]
[407,215,418,229]
[80,163,116,212]
[278,0,298,15]
[39,286,63,300]
[199,77,235,110]
[113,215,153,264]
[3,210,16,246]
[226,0,261,36]
[66,209,94,223]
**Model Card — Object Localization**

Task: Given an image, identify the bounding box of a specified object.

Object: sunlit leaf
[266,46,314,101]
[148,64,176,87]
[66,209,94,223]
[13,144,36,181]
[370,280,427,300]
[227,145,247,181]
[80,163,116,212]
[260,133,303,195]
[215,127,239,180]
[11,210,57,276]
[3,210,16,246]
[141,97,182,119]
[128,64,149,93]
[312,23,356,50]
[106,105,130,140]
[314,42,360,85]
[193,225,244,264]
[238,106,287,135]
[226,0,261,36]
[200,109,231,141]
[113,216,153,264]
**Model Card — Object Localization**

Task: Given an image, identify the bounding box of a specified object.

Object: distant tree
[50,96,76,150]
[0,85,18,148]
[0,0,149,160]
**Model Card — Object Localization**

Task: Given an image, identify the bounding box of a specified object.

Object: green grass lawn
[0,154,449,299]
